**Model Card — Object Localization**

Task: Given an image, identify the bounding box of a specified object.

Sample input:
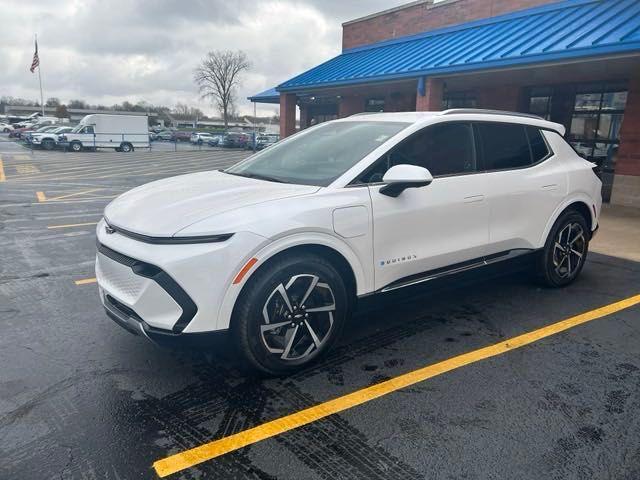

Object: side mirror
[380,164,433,197]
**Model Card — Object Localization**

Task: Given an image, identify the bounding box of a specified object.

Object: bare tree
[194,50,250,129]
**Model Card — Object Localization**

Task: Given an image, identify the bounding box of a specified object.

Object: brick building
[250,0,640,205]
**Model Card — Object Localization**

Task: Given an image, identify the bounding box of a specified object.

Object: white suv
[96,110,602,374]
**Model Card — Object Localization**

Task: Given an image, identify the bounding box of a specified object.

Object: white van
[59,114,149,152]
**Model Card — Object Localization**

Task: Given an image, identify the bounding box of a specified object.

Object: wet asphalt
[1,136,639,479]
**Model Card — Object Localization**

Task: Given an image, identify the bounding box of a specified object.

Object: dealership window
[365,98,385,112]
[528,87,553,120]
[569,83,627,194]
[443,92,477,109]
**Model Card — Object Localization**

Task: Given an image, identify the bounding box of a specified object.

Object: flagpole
[36,34,44,116]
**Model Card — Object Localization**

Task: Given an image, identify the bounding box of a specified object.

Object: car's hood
[104,170,320,236]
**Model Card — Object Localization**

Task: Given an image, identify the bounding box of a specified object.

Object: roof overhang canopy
[272,0,640,94]
[247,87,279,104]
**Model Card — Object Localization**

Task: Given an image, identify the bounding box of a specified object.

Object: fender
[538,193,596,248]
[214,231,371,331]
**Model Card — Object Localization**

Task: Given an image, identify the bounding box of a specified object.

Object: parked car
[59,114,149,152]
[190,132,216,144]
[24,125,61,143]
[0,122,14,133]
[172,131,192,142]
[254,134,280,150]
[95,110,602,374]
[29,126,74,150]
[207,135,223,147]
[154,130,174,141]
[220,131,249,148]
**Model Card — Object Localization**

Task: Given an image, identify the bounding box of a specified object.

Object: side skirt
[377,249,537,294]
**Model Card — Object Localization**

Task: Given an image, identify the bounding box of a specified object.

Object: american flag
[30,39,39,73]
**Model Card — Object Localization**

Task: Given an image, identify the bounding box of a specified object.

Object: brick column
[415,77,443,111]
[280,93,297,138]
[611,72,640,206]
[338,96,363,117]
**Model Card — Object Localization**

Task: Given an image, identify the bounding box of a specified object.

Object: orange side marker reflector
[233,258,258,284]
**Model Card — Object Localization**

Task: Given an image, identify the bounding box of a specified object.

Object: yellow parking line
[48,222,98,229]
[74,277,97,285]
[47,188,103,201]
[36,191,46,202]
[153,293,640,477]
[0,157,5,182]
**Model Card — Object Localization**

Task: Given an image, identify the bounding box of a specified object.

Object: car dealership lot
[1,147,640,479]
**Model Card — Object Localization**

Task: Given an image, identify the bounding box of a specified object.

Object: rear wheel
[232,252,348,375]
[537,210,589,287]
[120,142,133,152]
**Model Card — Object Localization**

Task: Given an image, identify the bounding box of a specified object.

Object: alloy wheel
[260,274,335,361]
[552,222,586,279]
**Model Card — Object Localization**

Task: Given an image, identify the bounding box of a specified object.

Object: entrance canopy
[250,0,640,101]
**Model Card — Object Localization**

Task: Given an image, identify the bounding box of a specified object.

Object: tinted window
[357,123,476,183]
[476,123,531,170]
[527,127,549,162]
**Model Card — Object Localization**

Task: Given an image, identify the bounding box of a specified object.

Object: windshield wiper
[223,171,287,184]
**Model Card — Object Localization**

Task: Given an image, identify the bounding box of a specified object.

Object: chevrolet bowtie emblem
[105,225,116,234]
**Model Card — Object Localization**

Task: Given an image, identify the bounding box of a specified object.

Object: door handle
[463,194,485,203]
[541,184,558,191]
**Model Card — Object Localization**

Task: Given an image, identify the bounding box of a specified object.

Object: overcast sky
[0,0,412,117]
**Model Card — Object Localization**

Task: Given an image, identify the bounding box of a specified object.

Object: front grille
[105,294,142,321]
[96,242,198,333]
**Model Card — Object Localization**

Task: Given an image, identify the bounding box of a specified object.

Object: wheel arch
[216,233,369,331]
[539,197,596,247]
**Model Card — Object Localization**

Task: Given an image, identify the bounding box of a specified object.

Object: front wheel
[232,253,349,375]
[537,210,589,287]
[42,138,55,150]
[69,141,82,152]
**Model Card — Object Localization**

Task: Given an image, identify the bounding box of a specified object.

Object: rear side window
[476,123,531,170]
[526,126,550,162]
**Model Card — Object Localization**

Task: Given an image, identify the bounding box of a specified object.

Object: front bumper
[101,289,229,347]
[95,219,267,335]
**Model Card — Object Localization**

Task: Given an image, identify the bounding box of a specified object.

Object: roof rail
[349,111,382,117]
[441,109,543,120]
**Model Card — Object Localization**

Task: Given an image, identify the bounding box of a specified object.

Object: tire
[120,142,133,153]
[232,252,349,375]
[70,141,82,152]
[42,138,55,150]
[537,210,589,287]
[3,128,9,133]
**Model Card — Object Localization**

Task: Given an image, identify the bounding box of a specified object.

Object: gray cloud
[0,0,408,116]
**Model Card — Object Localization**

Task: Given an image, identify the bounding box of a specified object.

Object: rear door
[361,121,490,291]
[476,122,568,253]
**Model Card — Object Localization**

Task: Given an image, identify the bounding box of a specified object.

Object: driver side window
[355,122,476,183]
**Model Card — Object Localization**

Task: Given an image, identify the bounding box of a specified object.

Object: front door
[359,122,490,291]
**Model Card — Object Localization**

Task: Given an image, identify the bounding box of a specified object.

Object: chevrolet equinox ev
[95,109,602,374]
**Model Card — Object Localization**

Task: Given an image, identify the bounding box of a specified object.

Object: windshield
[225,120,408,186]
[71,124,84,133]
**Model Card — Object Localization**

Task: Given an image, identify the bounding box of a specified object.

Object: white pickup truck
[59,114,149,152]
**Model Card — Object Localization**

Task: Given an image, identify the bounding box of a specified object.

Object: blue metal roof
[248,87,279,104]
[277,0,640,92]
